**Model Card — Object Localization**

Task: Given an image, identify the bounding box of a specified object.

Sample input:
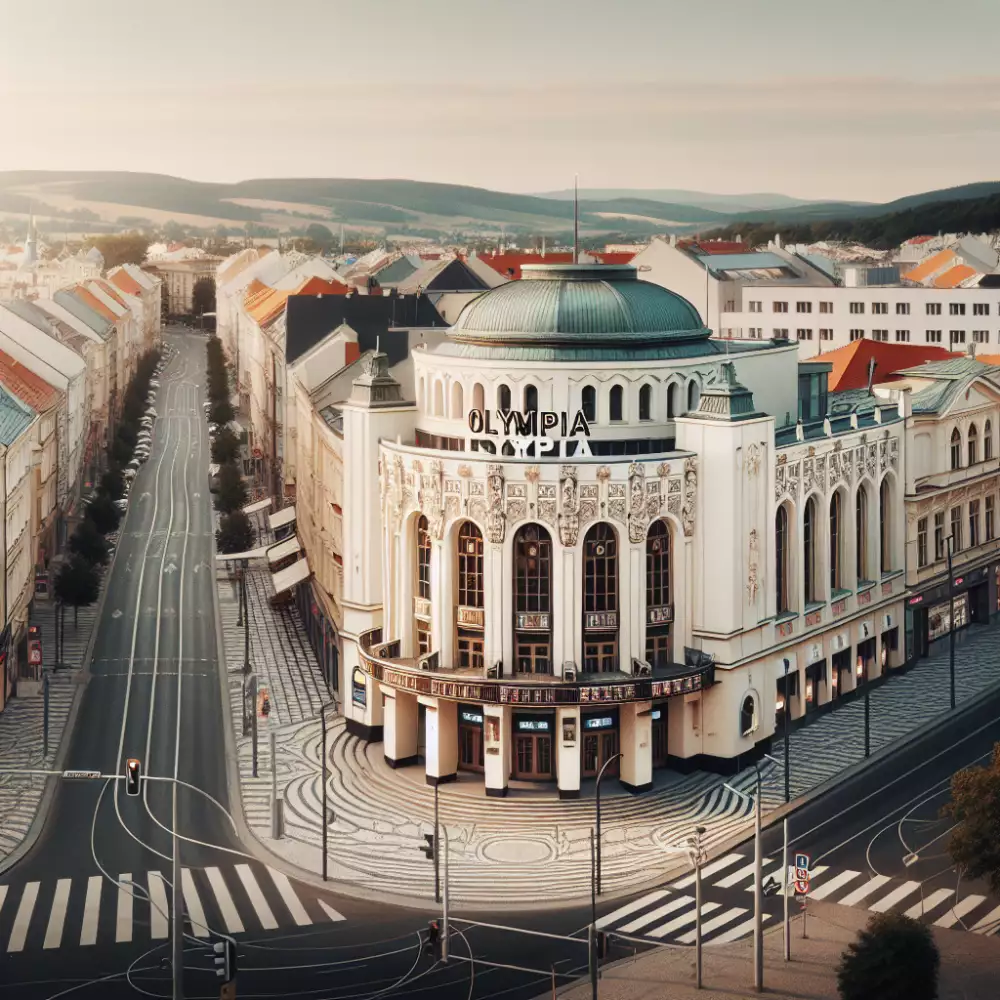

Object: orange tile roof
[933,264,978,289]
[902,249,956,284]
[478,252,575,280]
[90,278,131,309]
[0,347,59,411]
[70,285,118,323]
[108,268,144,296]
[821,339,960,392]
[678,240,748,255]
[905,235,934,245]
[245,276,350,327]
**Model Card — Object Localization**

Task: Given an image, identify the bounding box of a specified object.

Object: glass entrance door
[581,730,620,778]
[652,714,668,768]
[459,725,483,771]
[513,734,553,779]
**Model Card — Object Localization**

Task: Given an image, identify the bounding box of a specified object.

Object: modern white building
[335,263,906,796]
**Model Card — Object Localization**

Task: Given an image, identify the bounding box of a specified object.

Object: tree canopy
[192,276,216,316]
[54,555,101,624]
[86,491,122,535]
[69,518,109,567]
[837,912,939,1000]
[216,510,255,554]
[84,233,151,269]
[211,426,240,465]
[214,461,248,515]
[945,741,1000,895]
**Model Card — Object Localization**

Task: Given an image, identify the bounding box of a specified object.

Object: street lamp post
[242,558,250,676]
[595,752,623,896]
[320,699,337,881]
[947,534,956,710]
[782,657,790,803]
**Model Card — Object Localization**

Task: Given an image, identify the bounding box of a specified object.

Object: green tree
[54,554,101,626]
[68,518,109,567]
[216,510,254,554]
[214,461,248,515]
[86,492,122,535]
[211,426,240,464]
[210,399,235,427]
[837,912,939,1000]
[162,220,186,242]
[84,233,151,269]
[100,467,124,501]
[305,222,335,249]
[192,276,216,316]
[945,741,1000,894]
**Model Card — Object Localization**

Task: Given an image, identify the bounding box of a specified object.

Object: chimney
[795,419,804,442]
[968,342,977,359]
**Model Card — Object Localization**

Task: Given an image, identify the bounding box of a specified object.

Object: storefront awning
[215,545,270,564]
[242,497,273,515]
[271,556,311,595]
[267,535,302,566]
[268,505,297,531]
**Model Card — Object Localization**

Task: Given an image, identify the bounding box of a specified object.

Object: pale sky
[2,0,999,202]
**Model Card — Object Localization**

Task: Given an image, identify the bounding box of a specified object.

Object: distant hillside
[533,188,865,215]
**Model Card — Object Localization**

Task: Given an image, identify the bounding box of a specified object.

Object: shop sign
[583,715,615,730]
[516,612,550,631]
[777,621,794,638]
[651,709,662,721]
[584,611,618,631]
[468,407,592,458]
[515,715,552,733]
[857,620,873,642]
[647,604,674,625]
[351,668,367,708]
[881,581,893,596]
[831,599,846,616]
[561,717,577,744]
[794,852,811,895]
[908,594,924,607]
[460,707,484,726]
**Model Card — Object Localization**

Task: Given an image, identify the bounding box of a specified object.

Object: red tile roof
[821,339,960,392]
[0,347,59,411]
[678,240,748,255]
[70,285,118,323]
[477,252,575,280]
[108,268,144,296]
[905,235,934,245]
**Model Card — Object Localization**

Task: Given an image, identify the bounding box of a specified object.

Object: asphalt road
[1,329,997,998]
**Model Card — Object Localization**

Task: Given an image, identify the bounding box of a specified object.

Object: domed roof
[449,264,708,349]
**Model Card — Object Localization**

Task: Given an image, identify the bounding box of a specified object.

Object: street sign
[794,851,811,895]
[63,769,102,780]
[257,685,271,718]
[28,639,42,665]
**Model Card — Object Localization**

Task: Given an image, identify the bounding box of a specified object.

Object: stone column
[382,689,419,768]
[431,538,454,668]
[556,547,575,673]
[485,542,505,672]
[620,702,653,794]
[556,706,581,799]
[484,704,511,797]
[422,697,458,786]
[397,519,415,658]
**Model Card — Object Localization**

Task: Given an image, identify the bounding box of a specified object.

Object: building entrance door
[582,730,620,778]
[513,734,552,779]
[652,710,668,768]
[459,725,483,771]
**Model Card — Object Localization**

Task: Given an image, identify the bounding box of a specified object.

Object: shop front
[804,658,826,713]
[906,564,992,662]
[831,649,851,703]
[581,708,620,778]
[856,621,877,689]
[513,712,555,780]
[296,580,340,695]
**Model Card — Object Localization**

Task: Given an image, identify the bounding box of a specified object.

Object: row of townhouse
[0,262,161,710]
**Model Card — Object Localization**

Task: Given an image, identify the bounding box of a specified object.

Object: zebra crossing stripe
[649,902,721,939]
[181,869,210,938]
[43,879,71,950]
[267,868,310,926]
[713,912,774,944]
[0,886,7,923]
[205,867,244,934]
[839,875,890,907]
[970,904,1000,935]
[235,865,278,930]
[936,895,986,928]
[717,857,777,889]
[596,890,669,930]
[619,895,692,934]
[80,877,101,946]
[148,873,169,939]
[317,899,346,923]
[677,906,747,944]
[870,881,921,913]
[808,870,861,900]
[904,888,953,919]
[674,854,743,889]
[9,882,40,952]
[116,875,134,944]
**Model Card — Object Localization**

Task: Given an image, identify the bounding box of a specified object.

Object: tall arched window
[803,496,817,604]
[667,383,677,418]
[514,524,552,675]
[609,384,624,421]
[830,492,842,591]
[524,384,538,412]
[856,487,868,581]
[879,478,892,572]
[498,383,511,411]
[968,423,979,465]
[581,385,596,423]
[950,427,962,470]
[639,384,652,421]
[583,523,619,673]
[472,382,485,412]
[687,380,700,412]
[775,505,790,613]
[450,381,464,419]
[415,516,432,654]
[433,380,444,416]
[645,520,672,667]
[986,421,994,461]
[456,521,485,670]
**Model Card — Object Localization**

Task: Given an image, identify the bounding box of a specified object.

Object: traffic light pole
[434,783,440,904]
[172,779,184,1000]
[442,824,450,964]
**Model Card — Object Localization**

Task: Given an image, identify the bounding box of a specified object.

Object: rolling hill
[532,188,868,215]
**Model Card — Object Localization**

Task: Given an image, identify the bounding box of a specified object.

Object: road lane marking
[935,894,986,928]
[870,880,921,912]
[0,886,6,921]
[205,867,244,934]
[596,890,669,929]
[181,869,210,937]
[648,901,720,939]
[674,853,743,888]
[904,888,953,918]
[712,912,774,944]
[677,906,747,944]
[43,879,72,949]
[116,875,134,943]
[970,903,1000,935]
[148,872,169,939]
[235,865,277,930]
[318,899,346,923]
[80,877,101,946]
[267,868,311,926]
[619,895,692,934]
[808,869,861,900]
[838,875,890,907]
[8,882,40,952]
[717,857,777,888]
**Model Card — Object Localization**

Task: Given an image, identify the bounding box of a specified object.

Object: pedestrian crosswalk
[597,850,1000,945]
[0,863,345,953]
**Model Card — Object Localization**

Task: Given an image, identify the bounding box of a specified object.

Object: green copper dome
[449,264,709,349]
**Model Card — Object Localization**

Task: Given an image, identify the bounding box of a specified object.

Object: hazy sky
[3,0,999,202]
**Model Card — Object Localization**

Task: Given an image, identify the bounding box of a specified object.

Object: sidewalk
[545,902,1000,999]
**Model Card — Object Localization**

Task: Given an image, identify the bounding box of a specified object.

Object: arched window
[514,524,553,675]
[879,478,891,572]
[457,522,484,608]
[498,383,511,411]
[472,382,485,412]
[639,384,652,421]
[450,381,464,419]
[584,523,618,613]
[968,423,979,465]
[433,381,444,417]
[986,421,994,461]
[803,496,817,604]
[581,385,597,423]
[950,427,962,470]
[687,380,700,412]
[775,505,790,612]
[609,384,624,422]
[740,694,758,738]
[646,520,672,668]
[524,384,538,412]
[830,492,842,591]
[416,515,431,600]
[667,383,678,419]
[856,487,868,581]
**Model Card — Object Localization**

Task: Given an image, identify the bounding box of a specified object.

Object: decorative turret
[691,361,762,421]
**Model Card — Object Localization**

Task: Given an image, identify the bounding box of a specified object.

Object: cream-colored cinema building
[343,263,906,797]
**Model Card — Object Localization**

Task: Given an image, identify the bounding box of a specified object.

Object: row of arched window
[775,479,893,613]
[949,421,994,471]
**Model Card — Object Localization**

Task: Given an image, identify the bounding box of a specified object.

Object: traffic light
[125,758,142,797]
[213,938,237,982]
[421,833,435,861]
